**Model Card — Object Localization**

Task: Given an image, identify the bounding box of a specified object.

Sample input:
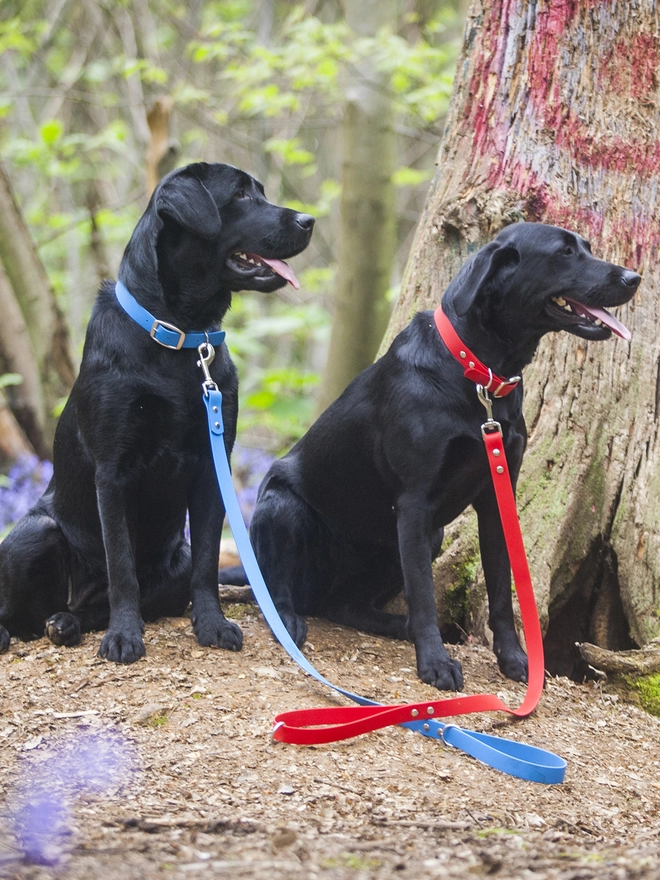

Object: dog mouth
[547,296,631,342]
[225,252,300,290]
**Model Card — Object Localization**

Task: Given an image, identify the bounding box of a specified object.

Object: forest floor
[1,593,659,880]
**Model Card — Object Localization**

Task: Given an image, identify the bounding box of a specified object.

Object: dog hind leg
[325,545,409,640]
[251,479,333,648]
[0,508,71,651]
[139,539,192,621]
[326,605,408,640]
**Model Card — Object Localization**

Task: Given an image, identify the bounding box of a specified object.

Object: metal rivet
[459,350,466,359]
[468,361,475,369]
[411,709,418,718]
[427,706,434,715]
[493,448,501,456]
[423,723,430,731]
[214,422,220,429]
[496,466,504,474]
[213,406,218,413]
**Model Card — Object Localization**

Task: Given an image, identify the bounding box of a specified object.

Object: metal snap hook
[197,341,217,395]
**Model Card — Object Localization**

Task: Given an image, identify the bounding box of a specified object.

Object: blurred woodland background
[0,0,466,500]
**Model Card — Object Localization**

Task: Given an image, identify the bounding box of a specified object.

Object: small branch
[577,640,660,675]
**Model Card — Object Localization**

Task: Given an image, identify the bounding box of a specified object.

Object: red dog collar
[434,304,520,397]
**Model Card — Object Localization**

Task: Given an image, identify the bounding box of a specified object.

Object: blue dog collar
[115,280,226,350]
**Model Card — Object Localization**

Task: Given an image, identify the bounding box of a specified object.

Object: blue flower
[0,455,53,532]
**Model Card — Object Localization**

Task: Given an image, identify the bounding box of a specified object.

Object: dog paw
[280,611,307,649]
[0,625,9,653]
[45,612,82,647]
[98,629,146,664]
[416,644,464,691]
[194,616,243,652]
[495,644,529,683]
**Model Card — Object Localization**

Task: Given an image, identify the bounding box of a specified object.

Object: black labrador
[220,223,639,690]
[0,162,313,664]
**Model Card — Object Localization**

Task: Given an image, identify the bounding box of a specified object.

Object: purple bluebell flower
[231,444,275,525]
[11,730,137,865]
[0,455,53,531]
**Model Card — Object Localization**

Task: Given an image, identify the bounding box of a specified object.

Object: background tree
[0,0,461,458]
[315,0,397,413]
[385,0,659,676]
[0,165,74,458]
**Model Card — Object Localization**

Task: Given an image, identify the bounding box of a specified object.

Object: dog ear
[451,242,520,317]
[154,171,222,239]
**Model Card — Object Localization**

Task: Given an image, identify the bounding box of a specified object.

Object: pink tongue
[569,300,631,342]
[258,256,300,290]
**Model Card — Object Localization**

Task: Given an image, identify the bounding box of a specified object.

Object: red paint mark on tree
[459,0,660,263]
[599,34,658,101]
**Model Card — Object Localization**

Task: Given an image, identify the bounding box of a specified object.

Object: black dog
[221,223,639,690]
[0,162,313,663]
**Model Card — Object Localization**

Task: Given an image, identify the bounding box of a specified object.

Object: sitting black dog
[0,162,313,663]
[220,223,639,690]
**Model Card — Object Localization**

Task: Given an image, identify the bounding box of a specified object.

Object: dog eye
[233,190,250,201]
[559,245,574,256]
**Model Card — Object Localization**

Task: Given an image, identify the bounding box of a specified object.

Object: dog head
[119,163,314,320]
[445,222,640,345]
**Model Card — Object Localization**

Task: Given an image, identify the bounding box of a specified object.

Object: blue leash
[111,279,565,785]
[198,348,566,785]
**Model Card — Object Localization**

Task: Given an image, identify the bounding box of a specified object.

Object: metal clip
[197,341,217,395]
[476,384,503,438]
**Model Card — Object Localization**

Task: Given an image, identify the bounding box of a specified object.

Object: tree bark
[0,164,75,455]
[386,0,660,672]
[316,0,397,413]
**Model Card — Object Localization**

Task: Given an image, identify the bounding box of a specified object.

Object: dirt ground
[1,592,659,880]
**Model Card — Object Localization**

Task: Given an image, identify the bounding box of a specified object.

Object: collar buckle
[490,375,521,398]
[150,319,186,350]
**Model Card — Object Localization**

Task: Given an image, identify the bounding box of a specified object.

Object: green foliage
[445,552,479,627]
[224,292,330,451]
[0,0,460,451]
[0,373,23,389]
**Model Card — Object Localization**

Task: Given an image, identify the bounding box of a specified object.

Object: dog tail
[218,565,248,586]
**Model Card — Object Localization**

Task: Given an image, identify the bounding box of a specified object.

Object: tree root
[577,639,660,675]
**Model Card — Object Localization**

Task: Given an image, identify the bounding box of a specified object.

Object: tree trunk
[0,164,75,456]
[146,96,180,197]
[0,390,34,467]
[316,0,397,413]
[386,0,660,676]
[0,264,48,459]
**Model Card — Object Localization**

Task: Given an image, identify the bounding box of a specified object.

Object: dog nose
[621,269,641,289]
[295,213,315,232]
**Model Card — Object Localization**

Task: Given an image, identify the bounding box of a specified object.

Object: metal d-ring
[439,723,459,746]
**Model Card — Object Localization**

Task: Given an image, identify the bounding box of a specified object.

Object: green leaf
[391,166,433,187]
[40,120,63,146]
[0,373,23,389]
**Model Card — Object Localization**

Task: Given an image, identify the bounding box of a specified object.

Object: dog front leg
[188,461,242,652]
[397,495,463,690]
[95,478,146,663]
[473,486,528,682]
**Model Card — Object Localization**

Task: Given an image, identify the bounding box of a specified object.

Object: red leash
[272,304,544,744]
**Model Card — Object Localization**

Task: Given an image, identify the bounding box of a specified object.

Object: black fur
[220,223,639,690]
[0,162,313,663]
